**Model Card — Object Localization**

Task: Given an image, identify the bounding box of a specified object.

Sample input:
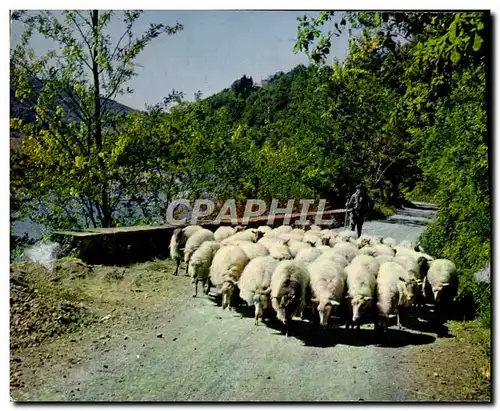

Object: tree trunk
[91,10,111,227]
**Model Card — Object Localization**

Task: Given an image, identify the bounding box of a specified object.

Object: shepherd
[345,184,374,237]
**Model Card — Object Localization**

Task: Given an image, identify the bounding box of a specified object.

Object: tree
[10,10,183,228]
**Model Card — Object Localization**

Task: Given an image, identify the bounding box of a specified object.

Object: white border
[2,2,497,410]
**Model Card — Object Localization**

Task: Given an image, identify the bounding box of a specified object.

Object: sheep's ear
[363,296,373,301]
[311,297,319,303]
[263,286,272,295]
[441,282,450,287]
[398,276,407,283]
[329,300,340,306]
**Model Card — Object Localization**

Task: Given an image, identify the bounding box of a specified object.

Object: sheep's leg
[184,261,189,276]
[173,259,180,276]
[192,280,198,298]
[254,306,259,326]
[397,309,401,330]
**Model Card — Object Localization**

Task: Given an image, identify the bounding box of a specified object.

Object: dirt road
[12,203,490,402]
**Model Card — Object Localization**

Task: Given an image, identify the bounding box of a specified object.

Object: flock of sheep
[169,223,458,337]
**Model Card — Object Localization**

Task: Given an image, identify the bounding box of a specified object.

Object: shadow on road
[261,316,437,348]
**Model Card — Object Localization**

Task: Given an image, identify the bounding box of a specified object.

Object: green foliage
[294,11,489,324]
[10,10,183,229]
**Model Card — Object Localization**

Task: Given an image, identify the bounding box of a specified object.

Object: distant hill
[10,78,140,141]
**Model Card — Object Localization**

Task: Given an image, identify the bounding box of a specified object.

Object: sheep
[287,240,312,258]
[382,237,397,247]
[373,244,396,258]
[345,262,377,329]
[213,225,244,243]
[369,236,384,246]
[169,228,184,276]
[308,257,346,327]
[183,228,214,275]
[209,245,250,310]
[328,235,341,248]
[233,240,269,260]
[270,260,310,336]
[376,262,418,332]
[315,245,331,253]
[393,246,434,262]
[332,241,359,263]
[320,229,337,245]
[188,241,221,297]
[256,225,273,235]
[337,230,358,242]
[308,224,322,232]
[303,231,322,247]
[221,228,262,245]
[393,255,420,282]
[168,225,203,276]
[350,255,380,278]
[355,234,373,249]
[238,256,279,325]
[273,225,293,235]
[422,259,458,306]
[259,238,291,260]
[320,249,350,268]
[358,245,377,256]
[294,247,322,264]
[375,254,394,265]
[291,228,306,236]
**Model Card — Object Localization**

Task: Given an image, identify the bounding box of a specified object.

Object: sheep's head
[433,283,450,302]
[350,295,373,324]
[416,256,430,280]
[221,281,236,310]
[234,225,245,233]
[313,298,340,327]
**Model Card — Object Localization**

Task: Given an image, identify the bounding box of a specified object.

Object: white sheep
[188,241,221,297]
[350,255,380,278]
[332,241,359,263]
[358,245,377,256]
[315,245,331,253]
[169,228,183,276]
[213,225,244,243]
[259,238,291,260]
[273,225,293,235]
[238,256,279,325]
[373,244,396,258]
[183,228,214,275]
[256,225,273,235]
[393,246,434,262]
[375,254,394,265]
[423,259,458,304]
[287,240,312,258]
[369,236,384,246]
[382,237,397,247]
[270,260,310,336]
[308,224,322,232]
[320,249,350,268]
[308,257,346,327]
[376,262,418,331]
[168,225,203,276]
[337,229,358,241]
[209,245,250,310]
[303,231,322,247]
[345,261,377,328]
[294,247,322,264]
[232,240,269,260]
[221,228,262,245]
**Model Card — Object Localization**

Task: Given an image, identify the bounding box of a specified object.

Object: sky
[10,10,350,111]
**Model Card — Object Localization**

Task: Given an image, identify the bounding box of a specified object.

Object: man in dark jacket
[346,184,374,237]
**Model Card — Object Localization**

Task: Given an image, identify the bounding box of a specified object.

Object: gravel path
[16,204,447,402]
